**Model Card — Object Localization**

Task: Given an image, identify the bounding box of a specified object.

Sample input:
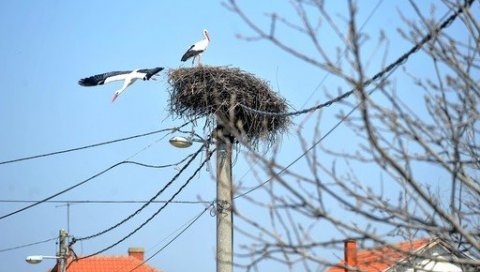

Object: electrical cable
[73,148,215,260]
[0,237,57,253]
[0,128,173,166]
[238,0,475,117]
[0,161,124,221]
[0,156,190,221]
[0,118,198,165]
[0,200,210,205]
[71,144,205,243]
[127,202,214,272]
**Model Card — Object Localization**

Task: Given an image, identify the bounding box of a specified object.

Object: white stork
[181,29,210,65]
[78,67,164,102]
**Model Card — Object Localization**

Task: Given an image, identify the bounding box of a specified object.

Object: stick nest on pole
[168,66,289,148]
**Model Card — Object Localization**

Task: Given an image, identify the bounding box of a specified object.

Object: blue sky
[0,1,467,271]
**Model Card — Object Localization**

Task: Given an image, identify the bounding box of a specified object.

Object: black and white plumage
[181,29,210,65]
[79,67,164,102]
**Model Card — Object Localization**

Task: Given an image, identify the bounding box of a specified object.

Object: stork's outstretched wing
[78,70,130,86]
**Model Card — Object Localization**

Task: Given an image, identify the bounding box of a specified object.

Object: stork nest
[168,66,289,148]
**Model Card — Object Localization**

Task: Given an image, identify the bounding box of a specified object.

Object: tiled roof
[51,255,160,272]
[326,239,431,272]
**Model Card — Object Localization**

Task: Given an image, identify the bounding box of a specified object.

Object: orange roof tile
[326,239,431,272]
[51,255,160,272]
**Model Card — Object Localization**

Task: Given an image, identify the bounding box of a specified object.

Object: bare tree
[223,0,480,271]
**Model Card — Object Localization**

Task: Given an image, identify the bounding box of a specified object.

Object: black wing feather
[137,67,164,80]
[78,70,130,86]
[181,45,203,62]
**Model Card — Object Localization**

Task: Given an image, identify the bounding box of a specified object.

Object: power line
[0,161,122,220]
[127,202,213,272]
[0,158,188,221]
[0,129,169,165]
[71,145,206,242]
[0,237,57,253]
[0,200,210,205]
[0,119,197,166]
[239,0,474,117]
[73,148,215,260]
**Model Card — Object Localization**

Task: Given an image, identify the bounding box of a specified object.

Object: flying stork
[181,29,210,65]
[78,67,164,102]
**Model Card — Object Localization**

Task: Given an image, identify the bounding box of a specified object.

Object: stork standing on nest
[78,67,164,102]
[181,29,210,65]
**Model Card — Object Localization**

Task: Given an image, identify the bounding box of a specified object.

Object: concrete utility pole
[58,229,68,272]
[215,126,233,272]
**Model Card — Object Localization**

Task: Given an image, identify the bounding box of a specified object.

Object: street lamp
[26,255,62,264]
[169,136,194,148]
[26,229,68,272]
[169,136,208,148]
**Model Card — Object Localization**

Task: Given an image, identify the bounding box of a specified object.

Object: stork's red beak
[112,93,119,102]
